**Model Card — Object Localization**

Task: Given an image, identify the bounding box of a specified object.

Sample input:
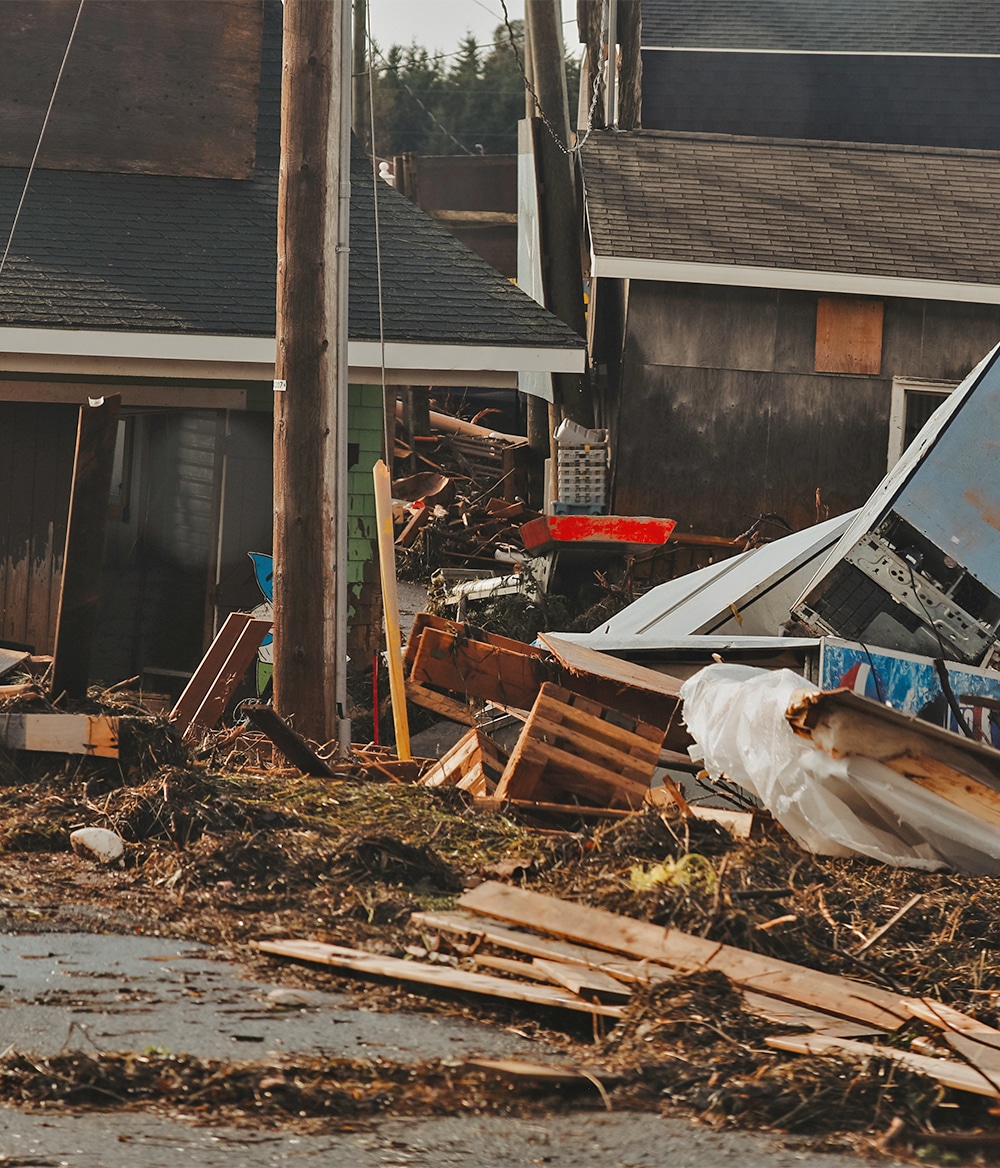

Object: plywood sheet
[0,0,262,178]
[815,297,884,375]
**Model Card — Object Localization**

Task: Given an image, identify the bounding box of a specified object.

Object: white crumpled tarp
[680,663,1000,874]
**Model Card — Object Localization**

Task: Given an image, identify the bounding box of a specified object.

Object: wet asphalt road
[0,932,908,1168]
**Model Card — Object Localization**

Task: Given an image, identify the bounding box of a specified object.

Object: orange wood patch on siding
[815,297,884,375]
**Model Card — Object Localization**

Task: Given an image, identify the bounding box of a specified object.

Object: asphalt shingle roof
[640,0,1000,53]
[581,130,1000,286]
[0,1,581,353]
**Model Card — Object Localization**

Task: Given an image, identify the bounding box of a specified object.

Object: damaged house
[0,0,583,691]
[579,0,1000,536]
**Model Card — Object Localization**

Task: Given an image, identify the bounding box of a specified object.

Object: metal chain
[498,0,605,156]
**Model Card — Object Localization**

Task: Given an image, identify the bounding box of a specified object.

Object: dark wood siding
[640,50,1000,150]
[0,403,77,652]
[611,282,1000,534]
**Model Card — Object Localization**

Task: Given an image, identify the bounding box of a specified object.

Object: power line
[0,0,86,281]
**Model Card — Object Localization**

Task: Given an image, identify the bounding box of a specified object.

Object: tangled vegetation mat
[4,726,1000,1160]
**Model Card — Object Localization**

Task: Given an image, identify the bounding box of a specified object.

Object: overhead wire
[365,6,392,465]
[0,0,86,282]
[498,0,604,155]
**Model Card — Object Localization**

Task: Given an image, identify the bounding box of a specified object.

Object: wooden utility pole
[524,0,593,426]
[352,0,371,152]
[274,0,352,748]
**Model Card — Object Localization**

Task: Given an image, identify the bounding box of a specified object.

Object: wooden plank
[170,613,271,738]
[410,626,548,711]
[533,958,632,1004]
[242,701,336,777]
[410,910,670,984]
[476,798,640,820]
[528,710,658,782]
[742,992,885,1038]
[903,768,1000,831]
[0,647,29,680]
[501,737,651,806]
[0,712,118,758]
[470,954,556,983]
[463,1058,622,1085]
[252,939,624,1018]
[51,395,121,698]
[404,677,475,725]
[767,1033,999,1099]
[170,612,252,732]
[403,612,546,676]
[458,882,910,1030]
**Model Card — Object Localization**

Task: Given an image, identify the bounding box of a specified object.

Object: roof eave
[590,256,1000,304]
[0,327,585,388]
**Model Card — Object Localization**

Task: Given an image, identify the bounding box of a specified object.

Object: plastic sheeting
[680,663,1000,874]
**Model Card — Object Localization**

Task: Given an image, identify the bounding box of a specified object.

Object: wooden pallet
[493,683,662,809]
[420,727,509,796]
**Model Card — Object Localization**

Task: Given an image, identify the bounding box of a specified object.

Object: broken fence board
[767,1033,1000,1099]
[458,882,909,1031]
[252,939,623,1018]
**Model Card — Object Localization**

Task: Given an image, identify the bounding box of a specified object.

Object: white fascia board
[0,328,584,378]
[643,46,1000,59]
[591,256,1000,305]
[348,341,584,374]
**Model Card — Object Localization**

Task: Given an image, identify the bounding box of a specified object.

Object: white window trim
[888,376,958,468]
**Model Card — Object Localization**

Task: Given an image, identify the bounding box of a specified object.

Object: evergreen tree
[370,21,579,157]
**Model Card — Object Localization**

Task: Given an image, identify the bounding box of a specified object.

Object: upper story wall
[641,52,1000,149]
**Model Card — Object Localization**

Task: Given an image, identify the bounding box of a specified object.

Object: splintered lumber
[0,712,118,758]
[0,647,29,680]
[241,701,335,777]
[787,687,1000,795]
[493,683,661,809]
[252,939,623,1018]
[464,1058,622,1085]
[458,882,910,1030]
[410,910,672,985]
[533,958,632,1004]
[475,798,640,820]
[900,998,1000,1079]
[421,727,508,796]
[767,1033,1000,1099]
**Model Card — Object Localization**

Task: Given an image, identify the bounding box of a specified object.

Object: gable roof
[640,0,1000,54]
[581,129,1000,303]
[0,0,581,378]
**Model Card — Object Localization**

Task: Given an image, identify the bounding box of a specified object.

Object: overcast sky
[367,1,545,56]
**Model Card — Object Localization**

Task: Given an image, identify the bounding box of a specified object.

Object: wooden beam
[458,882,910,1030]
[252,938,624,1018]
[241,701,335,776]
[51,395,121,699]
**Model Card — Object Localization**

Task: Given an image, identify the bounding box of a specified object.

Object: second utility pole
[273,0,352,749]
